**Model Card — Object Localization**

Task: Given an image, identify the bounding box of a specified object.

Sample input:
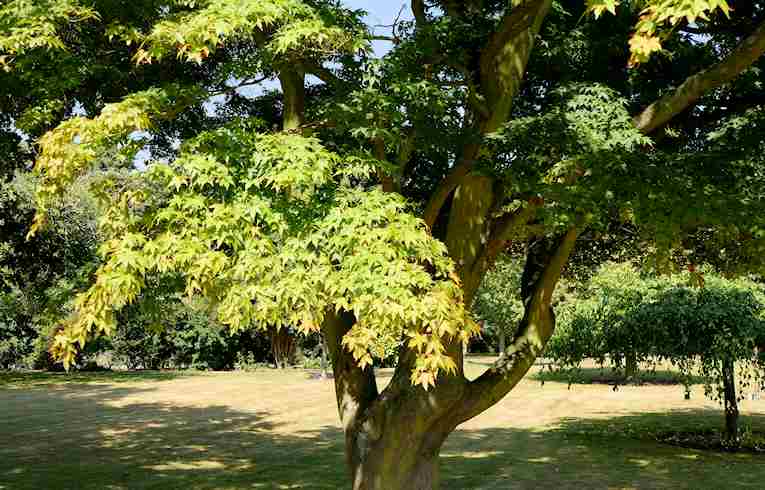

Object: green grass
[1,367,764,489]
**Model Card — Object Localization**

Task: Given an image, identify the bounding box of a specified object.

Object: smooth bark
[274,2,765,487]
[336,338,466,489]
[633,20,765,135]
[458,228,579,423]
[346,413,446,490]
[278,68,306,131]
[422,1,552,229]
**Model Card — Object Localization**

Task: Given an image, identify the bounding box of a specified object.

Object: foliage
[586,0,733,65]
[8,1,758,393]
[112,296,272,370]
[548,262,765,406]
[0,172,100,369]
[0,0,98,69]
[39,122,475,387]
[471,258,527,352]
[0,287,34,369]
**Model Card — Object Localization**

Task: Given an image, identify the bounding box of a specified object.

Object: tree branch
[278,68,306,131]
[373,137,395,192]
[456,227,579,423]
[412,0,427,26]
[322,310,379,432]
[470,201,539,281]
[303,60,343,86]
[397,127,417,180]
[422,144,480,230]
[208,75,270,97]
[478,0,553,133]
[417,3,554,229]
[633,19,765,135]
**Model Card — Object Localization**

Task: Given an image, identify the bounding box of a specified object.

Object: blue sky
[349,1,412,30]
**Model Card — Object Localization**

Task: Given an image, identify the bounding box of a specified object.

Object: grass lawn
[1,358,764,489]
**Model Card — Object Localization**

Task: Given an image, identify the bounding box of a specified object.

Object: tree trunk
[320,338,329,379]
[347,429,442,490]
[312,4,560,485]
[278,68,305,131]
[269,327,296,369]
[722,359,739,445]
[498,329,506,354]
[625,351,638,379]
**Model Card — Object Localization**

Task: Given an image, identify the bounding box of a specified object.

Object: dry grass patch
[0,360,763,489]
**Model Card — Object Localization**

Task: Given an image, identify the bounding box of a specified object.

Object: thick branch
[302,60,343,87]
[470,202,539,281]
[278,68,306,131]
[422,144,480,230]
[445,173,495,302]
[420,2,551,227]
[633,19,765,135]
[479,0,553,133]
[322,310,379,432]
[456,227,579,423]
[373,138,395,192]
[397,128,417,181]
[412,0,426,26]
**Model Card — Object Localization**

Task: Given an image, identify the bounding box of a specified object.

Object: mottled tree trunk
[347,426,443,490]
[722,359,739,444]
[315,4,563,487]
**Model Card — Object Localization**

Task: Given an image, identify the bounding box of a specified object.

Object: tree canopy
[3,0,765,487]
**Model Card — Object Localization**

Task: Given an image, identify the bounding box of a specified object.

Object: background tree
[0,171,99,368]
[547,262,765,444]
[5,0,765,488]
[471,258,524,353]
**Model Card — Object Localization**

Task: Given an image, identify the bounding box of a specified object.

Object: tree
[546,262,660,379]
[5,0,765,487]
[268,325,297,369]
[472,258,524,353]
[547,262,765,444]
[0,171,99,368]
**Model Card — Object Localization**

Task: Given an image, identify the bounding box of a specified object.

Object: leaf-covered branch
[0,0,99,69]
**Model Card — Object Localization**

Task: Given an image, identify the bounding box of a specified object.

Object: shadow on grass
[2,378,764,489]
[0,381,347,490]
[0,369,191,388]
[444,410,765,489]
[551,409,765,453]
[530,367,708,386]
